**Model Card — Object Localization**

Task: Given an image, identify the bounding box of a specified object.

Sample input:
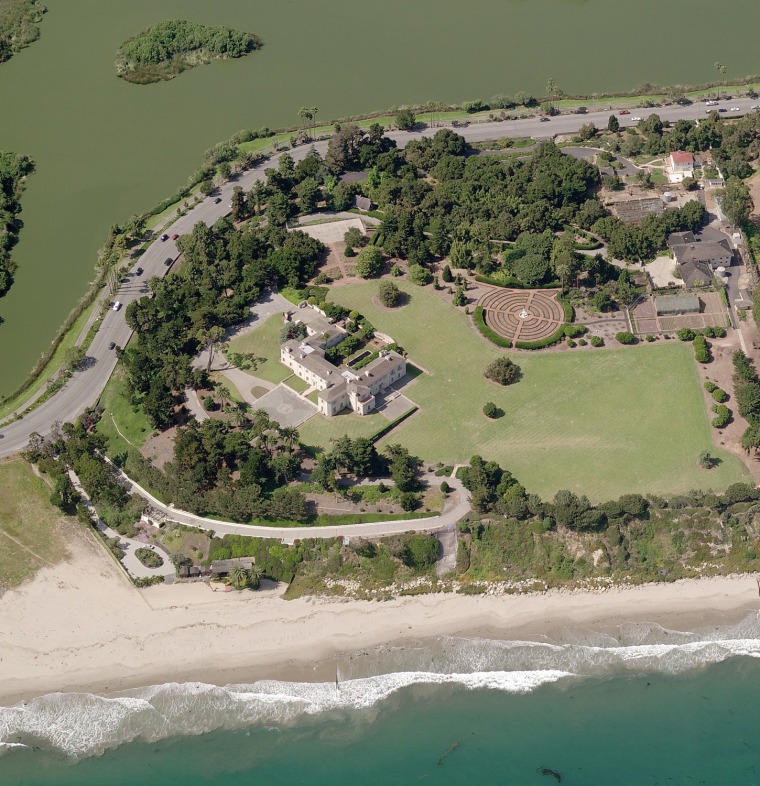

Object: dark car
[539,116,550,122]
[164,257,173,266]
[108,341,116,351]
[160,233,169,241]
[618,109,630,115]
[718,108,727,112]
[214,197,222,204]
[171,233,179,240]
[135,266,143,276]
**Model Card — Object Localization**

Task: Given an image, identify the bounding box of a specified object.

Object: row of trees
[0,150,35,297]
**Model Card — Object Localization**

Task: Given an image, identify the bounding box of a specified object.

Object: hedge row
[514,324,568,350]
[473,306,513,348]
[369,406,418,444]
[474,274,561,290]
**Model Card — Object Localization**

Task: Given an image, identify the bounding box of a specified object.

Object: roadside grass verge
[97,367,153,454]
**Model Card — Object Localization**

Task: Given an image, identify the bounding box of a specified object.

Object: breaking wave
[2,611,759,760]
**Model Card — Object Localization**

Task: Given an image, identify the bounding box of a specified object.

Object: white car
[752,104,760,110]
[705,100,719,106]
[730,107,741,112]
[632,116,642,122]
[112,301,122,311]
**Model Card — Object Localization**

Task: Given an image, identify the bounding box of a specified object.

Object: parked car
[135,267,143,276]
[705,100,719,106]
[618,110,630,115]
[730,106,741,111]
[539,116,550,122]
[632,116,642,121]
[160,234,169,241]
[214,197,222,204]
[171,233,179,240]
[751,104,760,110]
[718,108,727,112]
[164,258,173,266]
[112,301,121,311]
[108,341,116,351]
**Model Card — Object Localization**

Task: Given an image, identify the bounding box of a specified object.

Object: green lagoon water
[0,0,759,394]
[3,658,760,785]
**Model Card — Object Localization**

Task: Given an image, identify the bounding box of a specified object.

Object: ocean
[2,613,760,785]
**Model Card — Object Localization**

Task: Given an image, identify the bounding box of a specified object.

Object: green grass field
[97,367,153,454]
[227,314,291,384]
[0,458,71,588]
[310,281,748,501]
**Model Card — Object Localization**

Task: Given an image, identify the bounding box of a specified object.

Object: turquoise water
[3,618,760,785]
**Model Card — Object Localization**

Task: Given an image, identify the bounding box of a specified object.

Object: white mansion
[280,307,405,417]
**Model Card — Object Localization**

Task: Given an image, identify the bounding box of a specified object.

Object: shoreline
[1,528,758,708]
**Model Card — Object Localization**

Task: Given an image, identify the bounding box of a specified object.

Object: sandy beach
[1,526,758,707]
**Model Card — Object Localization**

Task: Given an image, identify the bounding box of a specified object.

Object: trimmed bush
[408,264,434,285]
[378,280,402,308]
[368,406,418,443]
[564,324,587,338]
[645,334,656,342]
[485,357,520,385]
[567,339,577,348]
[711,387,728,403]
[711,404,730,428]
[589,335,604,347]
[704,381,718,393]
[515,324,567,350]
[473,306,512,348]
[578,338,587,346]
[483,401,504,419]
[693,335,710,363]
[677,327,696,341]
[615,331,635,345]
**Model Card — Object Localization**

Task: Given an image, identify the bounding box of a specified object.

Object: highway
[0,95,757,458]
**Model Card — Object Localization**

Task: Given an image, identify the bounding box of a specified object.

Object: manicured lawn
[284,375,310,394]
[97,366,153,453]
[226,314,291,384]
[300,409,386,444]
[318,280,749,501]
[0,458,71,588]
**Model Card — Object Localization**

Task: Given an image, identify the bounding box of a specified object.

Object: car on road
[752,104,760,110]
[214,197,222,204]
[632,116,641,122]
[539,116,550,122]
[112,301,121,311]
[718,108,727,112]
[730,107,741,111]
[160,234,169,241]
[171,233,179,240]
[618,110,630,115]
[135,266,143,276]
[705,100,719,106]
[108,341,116,351]
[164,257,173,266]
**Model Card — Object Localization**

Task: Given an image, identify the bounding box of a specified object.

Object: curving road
[0,96,758,458]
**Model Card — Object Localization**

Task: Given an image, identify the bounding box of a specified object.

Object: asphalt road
[1,96,757,457]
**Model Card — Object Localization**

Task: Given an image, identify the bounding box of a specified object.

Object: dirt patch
[140,427,177,469]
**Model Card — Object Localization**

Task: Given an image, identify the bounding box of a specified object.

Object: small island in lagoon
[115,19,262,84]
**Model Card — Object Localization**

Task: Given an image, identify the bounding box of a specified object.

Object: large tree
[719,177,754,226]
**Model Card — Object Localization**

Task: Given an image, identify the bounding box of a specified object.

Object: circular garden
[478,288,565,344]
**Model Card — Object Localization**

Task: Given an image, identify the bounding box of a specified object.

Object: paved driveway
[255,385,316,427]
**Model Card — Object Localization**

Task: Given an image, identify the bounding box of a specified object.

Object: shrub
[485,357,520,386]
[677,327,696,341]
[645,334,655,342]
[615,331,635,345]
[514,325,567,350]
[711,387,728,403]
[693,335,710,363]
[711,404,730,428]
[442,264,454,283]
[703,325,727,338]
[396,108,417,131]
[403,534,439,568]
[589,336,604,347]
[473,306,512,348]
[567,339,577,348]
[578,338,587,346]
[355,246,384,278]
[483,401,504,419]
[440,481,450,494]
[408,264,433,286]
[699,451,718,469]
[378,280,402,308]
[135,547,163,568]
[564,324,587,338]
[704,381,718,393]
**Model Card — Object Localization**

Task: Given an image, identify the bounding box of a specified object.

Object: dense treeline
[116,19,262,83]
[122,219,324,428]
[0,150,34,297]
[0,0,45,63]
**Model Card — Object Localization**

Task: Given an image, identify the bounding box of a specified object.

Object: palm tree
[714,61,727,100]
[231,400,249,428]
[246,566,263,590]
[280,426,300,452]
[229,565,247,588]
[214,381,231,413]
